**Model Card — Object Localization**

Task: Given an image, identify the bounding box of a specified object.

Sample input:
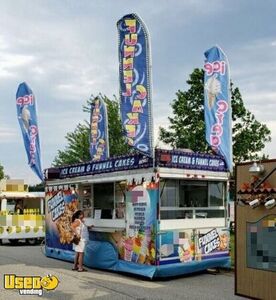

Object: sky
[0,0,276,185]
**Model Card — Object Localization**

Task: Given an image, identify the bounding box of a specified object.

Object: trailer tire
[9,239,19,245]
[26,238,38,245]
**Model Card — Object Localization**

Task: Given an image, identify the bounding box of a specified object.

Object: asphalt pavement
[0,241,245,300]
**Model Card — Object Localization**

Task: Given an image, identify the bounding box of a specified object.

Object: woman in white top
[71,210,90,272]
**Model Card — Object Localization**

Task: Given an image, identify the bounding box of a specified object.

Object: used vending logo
[198,229,220,254]
[4,274,59,297]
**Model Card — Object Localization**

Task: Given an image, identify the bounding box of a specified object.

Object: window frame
[92,181,127,220]
[160,178,226,220]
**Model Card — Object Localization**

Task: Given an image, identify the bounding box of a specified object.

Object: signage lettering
[204,60,226,76]
[198,229,220,254]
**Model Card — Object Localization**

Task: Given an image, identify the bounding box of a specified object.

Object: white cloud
[0,126,17,142]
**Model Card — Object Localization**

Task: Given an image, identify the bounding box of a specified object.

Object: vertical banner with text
[89,97,109,161]
[117,13,153,157]
[16,82,44,181]
[204,46,232,172]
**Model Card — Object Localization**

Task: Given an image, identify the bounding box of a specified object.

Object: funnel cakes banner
[45,188,78,250]
[204,46,232,172]
[89,97,109,161]
[117,13,153,157]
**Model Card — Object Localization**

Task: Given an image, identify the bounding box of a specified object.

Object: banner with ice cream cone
[204,46,233,172]
[89,96,109,161]
[16,82,44,181]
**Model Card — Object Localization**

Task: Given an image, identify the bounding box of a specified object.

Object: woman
[71,210,90,272]
[14,200,24,214]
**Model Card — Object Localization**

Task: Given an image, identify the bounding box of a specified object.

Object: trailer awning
[0,192,45,199]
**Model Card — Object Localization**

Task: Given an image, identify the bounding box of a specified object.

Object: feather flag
[204,46,233,172]
[16,82,43,181]
[89,96,109,161]
[117,13,153,157]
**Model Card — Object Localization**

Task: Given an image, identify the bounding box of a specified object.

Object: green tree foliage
[159,68,271,163]
[0,164,4,180]
[53,95,130,166]
[29,182,44,192]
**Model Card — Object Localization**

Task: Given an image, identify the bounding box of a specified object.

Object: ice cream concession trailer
[44,149,230,278]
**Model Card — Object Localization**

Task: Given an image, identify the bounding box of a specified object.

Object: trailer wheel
[9,239,19,245]
[26,238,38,245]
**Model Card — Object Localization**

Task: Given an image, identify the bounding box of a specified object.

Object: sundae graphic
[205,74,221,108]
[178,239,192,263]
[124,237,133,261]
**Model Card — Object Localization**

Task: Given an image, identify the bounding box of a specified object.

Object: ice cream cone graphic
[124,238,133,261]
[208,92,215,108]
[21,105,31,132]
[132,236,142,263]
[138,238,148,264]
[205,74,221,109]
[133,237,141,253]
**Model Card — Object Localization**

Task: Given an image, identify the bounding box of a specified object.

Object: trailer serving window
[92,181,126,220]
[160,179,225,219]
[94,183,114,219]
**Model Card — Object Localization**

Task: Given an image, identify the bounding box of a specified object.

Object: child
[71,210,90,272]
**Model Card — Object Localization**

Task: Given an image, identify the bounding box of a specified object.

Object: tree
[0,164,4,180]
[29,182,44,192]
[53,95,130,166]
[159,68,271,163]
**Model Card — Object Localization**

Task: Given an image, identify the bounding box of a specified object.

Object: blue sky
[0,0,276,184]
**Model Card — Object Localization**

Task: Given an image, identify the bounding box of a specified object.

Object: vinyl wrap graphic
[117,13,153,157]
[45,188,79,251]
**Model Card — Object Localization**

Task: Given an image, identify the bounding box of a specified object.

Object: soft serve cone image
[132,236,142,262]
[21,105,31,132]
[138,237,148,264]
[205,74,221,108]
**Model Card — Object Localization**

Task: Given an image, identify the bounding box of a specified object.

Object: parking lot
[0,242,245,300]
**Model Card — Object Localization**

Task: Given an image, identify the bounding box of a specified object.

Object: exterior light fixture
[264,198,276,209]
[249,162,264,174]
[249,198,261,209]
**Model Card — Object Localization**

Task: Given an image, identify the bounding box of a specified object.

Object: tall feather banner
[204,46,233,172]
[117,13,153,157]
[89,96,109,161]
[16,82,44,181]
